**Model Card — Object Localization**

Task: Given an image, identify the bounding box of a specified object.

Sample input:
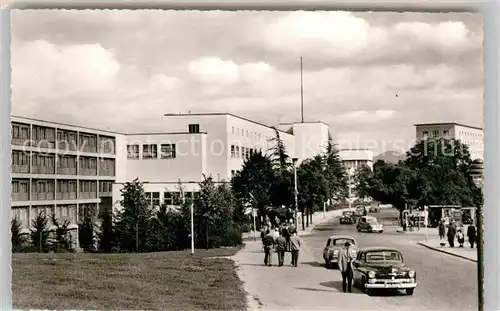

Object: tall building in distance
[414,123,484,160]
[10,113,331,243]
[339,149,374,172]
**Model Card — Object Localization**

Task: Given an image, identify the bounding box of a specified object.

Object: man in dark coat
[275,233,287,266]
[467,224,477,248]
[447,222,456,247]
[262,230,275,266]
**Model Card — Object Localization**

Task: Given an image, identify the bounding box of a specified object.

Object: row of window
[230,145,258,159]
[12,179,113,201]
[231,126,272,142]
[459,130,483,137]
[12,122,116,154]
[12,204,84,228]
[127,144,176,159]
[11,151,116,176]
[422,130,449,138]
[142,191,201,207]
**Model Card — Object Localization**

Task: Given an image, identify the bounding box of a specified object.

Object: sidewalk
[242,209,349,241]
[417,237,478,262]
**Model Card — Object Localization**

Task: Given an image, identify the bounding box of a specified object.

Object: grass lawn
[13,246,247,310]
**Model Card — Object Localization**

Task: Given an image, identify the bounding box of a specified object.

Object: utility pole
[293,158,299,230]
[300,57,304,123]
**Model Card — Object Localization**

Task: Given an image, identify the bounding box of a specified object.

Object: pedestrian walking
[338,242,355,293]
[289,232,302,267]
[467,224,477,248]
[262,230,275,267]
[447,222,456,248]
[275,233,287,267]
[457,227,465,247]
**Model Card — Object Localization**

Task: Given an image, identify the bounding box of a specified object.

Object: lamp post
[468,159,484,311]
[292,158,299,230]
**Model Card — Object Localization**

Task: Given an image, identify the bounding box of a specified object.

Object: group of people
[438,218,477,248]
[260,221,302,267]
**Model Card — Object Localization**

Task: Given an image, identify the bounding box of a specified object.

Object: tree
[404,138,480,208]
[297,155,329,230]
[79,209,96,253]
[97,203,115,253]
[50,213,73,252]
[323,132,349,204]
[30,211,50,253]
[269,127,291,172]
[114,178,155,252]
[231,150,275,226]
[352,164,373,199]
[11,218,26,253]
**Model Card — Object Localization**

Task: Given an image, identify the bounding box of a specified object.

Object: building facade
[414,123,484,160]
[11,116,117,245]
[339,149,374,172]
[11,113,330,239]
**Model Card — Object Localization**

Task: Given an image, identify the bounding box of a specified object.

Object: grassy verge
[13,246,246,310]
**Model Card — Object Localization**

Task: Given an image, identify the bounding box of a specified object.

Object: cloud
[10,11,483,156]
[12,40,120,99]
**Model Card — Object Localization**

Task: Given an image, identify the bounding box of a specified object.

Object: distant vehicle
[369,206,381,213]
[353,247,417,296]
[340,211,355,224]
[355,206,366,217]
[322,235,358,269]
[357,216,384,233]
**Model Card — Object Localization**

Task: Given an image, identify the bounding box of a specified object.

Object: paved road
[301,208,478,311]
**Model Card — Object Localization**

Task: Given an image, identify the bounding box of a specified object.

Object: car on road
[339,211,355,224]
[352,247,417,296]
[322,235,358,269]
[357,216,384,233]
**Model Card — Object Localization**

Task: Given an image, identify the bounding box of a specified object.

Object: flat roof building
[10,113,330,245]
[414,123,483,160]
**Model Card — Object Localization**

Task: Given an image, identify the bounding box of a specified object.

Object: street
[303,208,478,311]
[234,207,478,311]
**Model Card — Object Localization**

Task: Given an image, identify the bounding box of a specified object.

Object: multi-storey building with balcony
[11,116,117,246]
[414,123,484,160]
[11,112,330,245]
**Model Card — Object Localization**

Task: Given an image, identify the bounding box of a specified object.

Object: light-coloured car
[357,216,384,233]
[322,235,358,269]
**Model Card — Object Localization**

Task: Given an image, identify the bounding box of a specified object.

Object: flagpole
[300,56,304,123]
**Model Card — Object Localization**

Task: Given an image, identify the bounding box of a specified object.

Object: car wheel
[379,230,383,233]
[406,288,414,296]
[357,227,361,232]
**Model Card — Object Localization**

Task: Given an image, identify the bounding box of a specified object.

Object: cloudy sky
[11,10,483,155]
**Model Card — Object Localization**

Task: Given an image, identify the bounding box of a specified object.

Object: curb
[417,242,477,263]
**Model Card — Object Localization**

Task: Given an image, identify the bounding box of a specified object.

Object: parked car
[339,211,355,224]
[352,247,417,296]
[322,235,358,269]
[357,216,384,233]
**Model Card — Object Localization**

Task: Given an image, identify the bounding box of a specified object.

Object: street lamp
[292,158,299,230]
[468,158,484,311]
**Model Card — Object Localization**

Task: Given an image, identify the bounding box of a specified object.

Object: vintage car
[322,236,358,269]
[357,216,384,233]
[352,247,417,296]
[339,211,355,224]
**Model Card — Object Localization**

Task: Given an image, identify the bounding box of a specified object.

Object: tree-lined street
[234,208,477,311]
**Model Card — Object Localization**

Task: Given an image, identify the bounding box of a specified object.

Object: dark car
[339,211,355,224]
[352,247,417,296]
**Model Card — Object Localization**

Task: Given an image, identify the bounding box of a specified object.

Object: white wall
[340,149,374,171]
[454,125,484,160]
[292,122,329,162]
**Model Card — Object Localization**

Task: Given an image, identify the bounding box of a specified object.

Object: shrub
[11,218,27,253]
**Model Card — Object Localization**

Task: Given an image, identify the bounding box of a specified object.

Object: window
[127,145,140,159]
[161,144,176,159]
[188,124,200,133]
[230,145,236,158]
[143,144,157,159]
[232,126,235,134]
[423,131,428,138]
[231,170,236,178]
[432,130,439,137]
[443,130,449,136]
[164,192,173,205]
[235,146,240,157]
[145,192,161,208]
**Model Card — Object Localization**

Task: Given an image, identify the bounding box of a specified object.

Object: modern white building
[414,123,484,160]
[339,149,374,172]
[11,113,330,239]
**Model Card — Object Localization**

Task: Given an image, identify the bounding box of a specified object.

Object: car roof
[328,235,357,241]
[359,246,400,253]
